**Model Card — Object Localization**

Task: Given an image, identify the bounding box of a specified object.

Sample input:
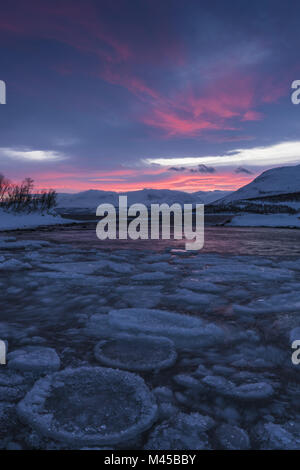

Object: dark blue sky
[0,0,300,192]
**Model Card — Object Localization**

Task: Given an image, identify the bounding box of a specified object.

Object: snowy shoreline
[0,209,82,232]
[1,206,300,234]
[226,213,300,228]
[1,217,300,233]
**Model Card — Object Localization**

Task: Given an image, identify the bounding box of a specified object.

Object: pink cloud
[143,109,221,137]
[140,73,265,136]
[23,165,255,193]
[242,110,263,121]
[0,1,289,140]
[100,65,159,100]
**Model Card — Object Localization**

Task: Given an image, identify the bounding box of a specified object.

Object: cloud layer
[0,1,299,191]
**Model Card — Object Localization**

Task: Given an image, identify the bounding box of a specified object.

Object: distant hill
[57,188,232,210]
[193,190,232,204]
[215,164,300,205]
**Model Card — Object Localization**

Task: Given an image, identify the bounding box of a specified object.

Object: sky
[0,0,300,193]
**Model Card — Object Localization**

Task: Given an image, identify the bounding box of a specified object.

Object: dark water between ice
[11,223,300,256]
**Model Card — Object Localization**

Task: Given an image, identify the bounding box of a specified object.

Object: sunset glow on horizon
[26,168,254,194]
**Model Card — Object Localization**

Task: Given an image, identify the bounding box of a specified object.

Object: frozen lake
[6,223,300,256]
[0,225,299,450]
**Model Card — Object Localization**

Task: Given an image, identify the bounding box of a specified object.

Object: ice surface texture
[8,346,60,373]
[1,236,300,449]
[145,412,214,450]
[17,367,157,446]
[94,334,177,372]
[108,308,225,349]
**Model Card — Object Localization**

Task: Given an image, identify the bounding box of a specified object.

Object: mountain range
[56,164,300,213]
[57,188,231,209]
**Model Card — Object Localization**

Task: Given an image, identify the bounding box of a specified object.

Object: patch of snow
[0,209,78,231]
[228,214,300,228]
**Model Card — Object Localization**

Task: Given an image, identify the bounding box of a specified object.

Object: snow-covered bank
[228,213,300,228]
[0,209,77,231]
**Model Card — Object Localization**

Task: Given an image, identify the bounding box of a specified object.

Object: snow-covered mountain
[123,189,196,206]
[216,164,300,204]
[193,190,232,204]
[57,190,119,208]
[57,188,232,209]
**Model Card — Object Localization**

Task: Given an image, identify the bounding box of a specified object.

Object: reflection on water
[9,223,300,256]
